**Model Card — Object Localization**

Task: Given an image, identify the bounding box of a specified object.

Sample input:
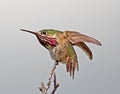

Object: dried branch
[50,73,59,94]
[39,82,46,94]
[39,61,59,94]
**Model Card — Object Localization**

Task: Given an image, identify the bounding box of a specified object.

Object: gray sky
[0,0,119,94]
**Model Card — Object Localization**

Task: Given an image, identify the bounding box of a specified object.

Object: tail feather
[66,56,78,79]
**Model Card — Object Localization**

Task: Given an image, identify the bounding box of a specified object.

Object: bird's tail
[66,56,79,79]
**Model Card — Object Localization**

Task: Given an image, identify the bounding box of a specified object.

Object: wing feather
[63,31,102,46]
[75,42,93,59]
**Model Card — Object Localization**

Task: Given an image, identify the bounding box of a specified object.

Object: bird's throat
[46,37,57,46]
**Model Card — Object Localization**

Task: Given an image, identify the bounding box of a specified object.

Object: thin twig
[46,61,58,90]
[39,82,46,94]
[54,73,57,88]
[50,73,59,94]
[39,61,59,94]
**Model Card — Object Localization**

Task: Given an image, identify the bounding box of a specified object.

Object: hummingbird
[20,29,102,78]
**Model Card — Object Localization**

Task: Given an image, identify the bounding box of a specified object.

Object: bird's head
[20,29,59,49]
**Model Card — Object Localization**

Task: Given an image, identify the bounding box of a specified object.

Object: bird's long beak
[20,29,37,35]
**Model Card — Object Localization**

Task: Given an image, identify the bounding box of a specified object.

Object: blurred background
[0,0,119,94]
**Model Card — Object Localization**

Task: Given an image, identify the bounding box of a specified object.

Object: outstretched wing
[63,31,101,60]
[75,42,93,60]
[63,31,102,46]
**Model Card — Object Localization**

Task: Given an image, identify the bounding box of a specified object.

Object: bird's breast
[49,44,68,63]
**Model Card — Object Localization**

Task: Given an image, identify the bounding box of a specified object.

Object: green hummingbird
[20,29,102,78]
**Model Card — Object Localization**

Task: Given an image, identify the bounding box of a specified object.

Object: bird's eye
[42,32,46,35]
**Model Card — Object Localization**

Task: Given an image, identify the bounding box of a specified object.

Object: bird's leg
[55,60,59,65]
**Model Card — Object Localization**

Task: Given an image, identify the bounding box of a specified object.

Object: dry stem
[39,61,59,94]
